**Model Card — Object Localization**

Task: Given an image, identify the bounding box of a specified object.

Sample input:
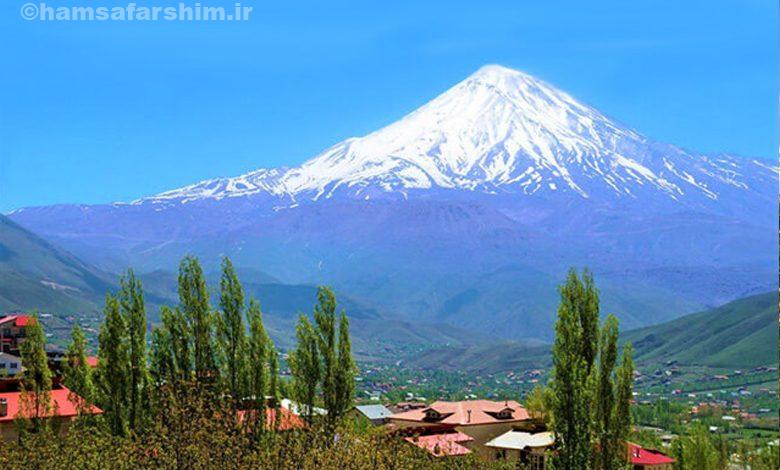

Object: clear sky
[0,0,776,212]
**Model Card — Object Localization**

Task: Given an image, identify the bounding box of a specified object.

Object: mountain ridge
[7,64,776,340]
[113,65,775,212]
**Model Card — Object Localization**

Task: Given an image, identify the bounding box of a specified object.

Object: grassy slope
[407,291,778,372]
[0,214,115,315]
[623,291,777,368]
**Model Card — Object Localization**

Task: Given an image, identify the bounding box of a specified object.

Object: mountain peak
[470,64,527,79]
[136,67,774,206]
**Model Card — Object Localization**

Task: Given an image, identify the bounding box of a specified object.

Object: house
[0,352,23,377]
[279,398,326,417]
[237,406,307,431]
[627,442,676,469]
[388,400,533,455]
[392,424,475,458]
[349,404,393,425]
[388,401,426,414]
[485,429,554,468]
[0,385,103,441]
[0,315,34,355]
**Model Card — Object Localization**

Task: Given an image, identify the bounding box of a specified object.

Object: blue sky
[0,0,776,211]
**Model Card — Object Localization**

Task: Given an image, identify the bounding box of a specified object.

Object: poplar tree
[549,270,594,470]
[580,270,600,373]
[246,299,269,429]
[63,324,96,414]
[18,315,52,433]
[313,287,338,429]
[594,314,619,470]
[268,344,281,431]
[97,294,129,436]
[333,312,355,423]
[217,257,246,403]
[548,269,636,470]
[165,306,192,385]
[119,269,149,432]
[149,324,174,391]
[178,256,217,385]
[289,315,320,424]
[614,343,634,458]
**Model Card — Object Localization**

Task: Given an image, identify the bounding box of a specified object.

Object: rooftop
[237,406,306,431]
[390,399,530,426]
[485,430,554,450]
[627,442,676,465]
[403,429,473,457]
[0,315,34,328]
[0,386,102,422]
[354,404,393,421]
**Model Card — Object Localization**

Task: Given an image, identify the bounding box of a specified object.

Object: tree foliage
[18,314,52,434]
[548,269,634,470]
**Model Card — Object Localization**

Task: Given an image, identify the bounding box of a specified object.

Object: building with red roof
[389,400,534,456]
[627,442,676,469]
[0,315,35,356]
[404,428,474,457]
[237,406,307,432]
[0,385,103,441]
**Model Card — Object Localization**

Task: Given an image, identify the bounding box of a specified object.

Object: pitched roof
[390,400,530,425]
[237,407,307,431]
[0,315,34,328]
[0,386,103,422]
[404,430,473,457]
[486,430,554,450]
[627,442,676,465]
[354,404,393,420]
[13,316,33,327]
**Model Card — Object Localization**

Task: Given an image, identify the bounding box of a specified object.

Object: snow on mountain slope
[139,65,775,206]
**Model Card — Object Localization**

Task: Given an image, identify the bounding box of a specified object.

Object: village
[0,312,688,468]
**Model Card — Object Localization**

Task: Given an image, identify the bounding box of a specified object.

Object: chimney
[467,410,471,423]
[0,398,7,417]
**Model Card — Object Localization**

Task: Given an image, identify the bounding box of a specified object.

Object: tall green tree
[118,269,149,432]
[246,299,269,429]
[313,287,338,429]
[549,270,595,470]
[178,256,217,385]
[217,257,246,402]
[594,314,619,470]
[333,312,355,424]
[268,343,281,431]
[614,342,634,461]
[97,294,129,436]
[149,322,173,387]
[674,423,720,470]
[288,315,320,424]
[18,315,52,433]
[63,324,96,414]
[548,269,634,470]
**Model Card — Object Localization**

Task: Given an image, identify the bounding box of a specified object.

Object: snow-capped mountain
[140,65,775,208]
[8,65,777,340]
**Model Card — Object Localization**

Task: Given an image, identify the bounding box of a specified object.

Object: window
[496,407,513,419]
[9,363,17,369]
[0,363,5,369]
[529,453,545,470]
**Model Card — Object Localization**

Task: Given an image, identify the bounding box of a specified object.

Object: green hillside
[624,291,778,368]
[408,291,778,372]
[0,218,482,357]
[0,214,115,315]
